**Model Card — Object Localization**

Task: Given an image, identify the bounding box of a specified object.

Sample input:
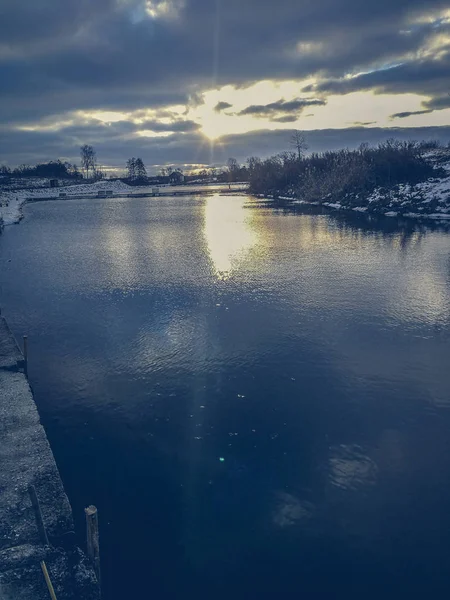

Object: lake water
[1,194,450,599]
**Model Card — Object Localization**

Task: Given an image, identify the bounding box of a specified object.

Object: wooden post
[41,561,58,600]
[23,335,28,375]
[29,485,49,546]
[85,505,101,589]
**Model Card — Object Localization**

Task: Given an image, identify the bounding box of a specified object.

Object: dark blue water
[1,195,450,599]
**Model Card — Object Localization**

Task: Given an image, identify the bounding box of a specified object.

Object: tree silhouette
[80,145,97,179]
[290,131,308,160]
[134,158,147,179]
[126,157,136,179]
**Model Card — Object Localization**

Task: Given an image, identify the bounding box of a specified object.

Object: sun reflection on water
[203,195,257,280]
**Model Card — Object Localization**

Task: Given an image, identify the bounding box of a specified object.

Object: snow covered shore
[0,180,132,226]
[0,179,248,228]
[258,149,450,222]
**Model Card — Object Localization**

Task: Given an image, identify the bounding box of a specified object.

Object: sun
[193,108,233,140]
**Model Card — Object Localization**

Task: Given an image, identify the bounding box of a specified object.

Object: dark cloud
[2,1,449,111]
[424,95,450,111]
[0,0,449,165]
[0,0,114,49]
[272,116,299,123]
[214,101,233,112]
[390,110,433,119]
[238,98,326,120]
[304,44,450,108]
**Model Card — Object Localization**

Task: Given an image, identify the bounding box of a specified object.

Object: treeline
[124,157,249,185]
[189,158,249,183]
[0,145,106,181]
[245,139,448,204]
[0,160,83,179]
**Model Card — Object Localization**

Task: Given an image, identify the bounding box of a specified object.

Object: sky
[0,0,450,173]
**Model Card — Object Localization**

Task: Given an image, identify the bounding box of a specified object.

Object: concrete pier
[0,317,100,599]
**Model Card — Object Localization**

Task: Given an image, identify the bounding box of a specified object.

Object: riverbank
[250,145,450,221]
[0,316,99,600]
[0,180,133,226]
[0,179,249,227]
[257,189,450,223]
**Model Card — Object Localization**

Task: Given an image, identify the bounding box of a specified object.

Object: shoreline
[0,180,249,227]
[2,176,449,230]
[0,179,134,226]
[256,194,450,223]
[0,315,100,599]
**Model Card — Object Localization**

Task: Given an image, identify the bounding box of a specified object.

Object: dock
[0,316,100,599]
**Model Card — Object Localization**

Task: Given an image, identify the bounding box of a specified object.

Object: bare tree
[93,168,106,180]
[290,130,308,160]
[80,145,97,179]
[68,163,82,179]
[226,157,240,182]
[227,157,238,172]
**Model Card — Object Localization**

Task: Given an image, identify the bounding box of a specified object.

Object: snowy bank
[0,180,133,226]
[258,148,450,222]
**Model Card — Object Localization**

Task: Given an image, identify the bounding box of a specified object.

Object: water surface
[1,194,450,599]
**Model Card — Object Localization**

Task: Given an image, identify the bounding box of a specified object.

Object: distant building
[168,171,184,185]
[49,179,59,188]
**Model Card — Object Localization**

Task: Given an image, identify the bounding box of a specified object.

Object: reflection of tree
[272,202,446,254]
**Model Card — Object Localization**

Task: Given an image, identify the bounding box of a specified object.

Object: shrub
[248,139,443,204]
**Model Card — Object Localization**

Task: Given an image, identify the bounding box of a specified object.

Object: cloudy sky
[1,0,450,172]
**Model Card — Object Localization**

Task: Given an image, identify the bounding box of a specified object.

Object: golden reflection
[203,195,257,279]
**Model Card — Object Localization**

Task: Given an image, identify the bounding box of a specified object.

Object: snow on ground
[269,149,450,221]
[0,179,249,227]
[365,173,450,219]
[0,180,133,226]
